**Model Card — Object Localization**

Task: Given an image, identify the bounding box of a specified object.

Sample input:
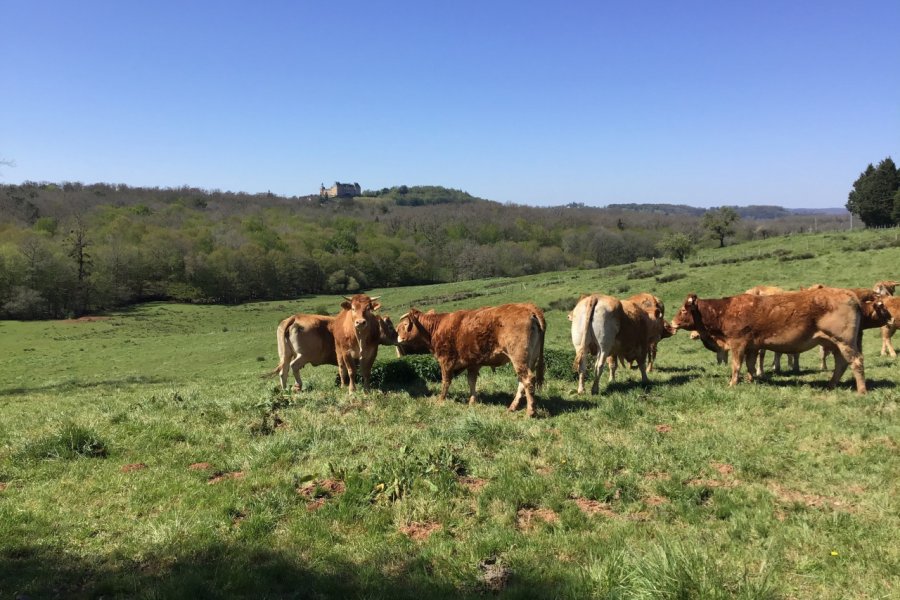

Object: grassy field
[1,229,898,599]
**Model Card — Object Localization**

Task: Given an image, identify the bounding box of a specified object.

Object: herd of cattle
[270,281,899,417]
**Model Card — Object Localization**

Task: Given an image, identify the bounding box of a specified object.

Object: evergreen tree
[846,157,899,227]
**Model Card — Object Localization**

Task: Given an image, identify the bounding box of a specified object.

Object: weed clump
[24,422,109,459]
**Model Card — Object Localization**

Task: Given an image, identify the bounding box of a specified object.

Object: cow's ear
[655,308,663,319]
[372,301,382,312]
[341,300,351,310]
[686,294,696,306]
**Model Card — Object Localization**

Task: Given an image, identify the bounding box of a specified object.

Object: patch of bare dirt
[536,465,554,476]
[121,463,147,473]
[572,498,618,518]
[645,494,669,507]
[644,471,671,481]
[399,521,443,542]
[188,462,213,471]
[655,424,672,433]
[297,478,346,511]
[458,476,488,493]
[207,471,245,485]
[516,507,560,530]
[768,483,851,510]
[711,462,735,476]
[0,482,6,492]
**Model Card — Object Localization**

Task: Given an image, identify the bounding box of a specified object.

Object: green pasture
[0,229,898,598]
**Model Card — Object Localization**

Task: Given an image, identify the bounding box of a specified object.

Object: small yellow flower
[830,550,839,556]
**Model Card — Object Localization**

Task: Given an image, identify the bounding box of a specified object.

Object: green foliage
[846,157,899,227]
[702,206,740,247]
[657,232,694,263]
[542,347,577,380]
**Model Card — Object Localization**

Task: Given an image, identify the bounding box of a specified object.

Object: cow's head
[671,294,700,331]
[377,316,399,345]
[660,319,676,339]
[874,280,898,296]
[341,294,381,333]
[396,308,433,352]
[864,298,893,327]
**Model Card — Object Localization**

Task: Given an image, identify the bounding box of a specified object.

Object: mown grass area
[0,228,898,599]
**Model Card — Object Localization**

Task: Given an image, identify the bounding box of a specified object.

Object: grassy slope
[0,229,898,599]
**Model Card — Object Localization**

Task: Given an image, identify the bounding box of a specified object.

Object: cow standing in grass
[271,302,395,392]
[570,294,660,394]
[395,304,546,417]
[333,294,383,393]
[671,288,874,393]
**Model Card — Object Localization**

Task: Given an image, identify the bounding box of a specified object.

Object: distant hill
[605,203,848,220]
[358,185,487,206]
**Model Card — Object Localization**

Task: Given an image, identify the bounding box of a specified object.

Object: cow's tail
[573,295,599,373]
[531,313,546,391]
[263,316,295,379]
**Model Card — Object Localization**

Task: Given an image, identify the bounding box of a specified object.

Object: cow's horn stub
[369,296,381,302]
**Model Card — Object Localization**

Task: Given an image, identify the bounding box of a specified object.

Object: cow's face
[874,280,898,296]
[671,294,699,331]
[866,299,893,327]
[395,310,419,345]
[378,316,398,345]
[342,294,381,332]
[660,319,676,339]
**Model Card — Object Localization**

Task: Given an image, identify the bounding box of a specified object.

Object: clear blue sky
[2,1,898,208]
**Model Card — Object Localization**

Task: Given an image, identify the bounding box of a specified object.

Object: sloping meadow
[0,229,898,598]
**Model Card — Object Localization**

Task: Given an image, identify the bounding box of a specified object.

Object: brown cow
[395,304,546,416]
[671,287,869,393]
[333,294,383,393]
[880,296,900,357]
[394,309,435,357]
[743,285,799,375]
[570,294,659,394]
[270,312,397,391]
[618,292,668,373]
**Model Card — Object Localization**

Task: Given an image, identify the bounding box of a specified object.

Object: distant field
[1,229,898,599]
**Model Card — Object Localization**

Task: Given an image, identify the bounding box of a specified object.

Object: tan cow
[570,294,659,394]
[818,288,892,369]
[671,287,870,393]
[270,312,397,391]
[395,304,546,416]
[690,330,729,364]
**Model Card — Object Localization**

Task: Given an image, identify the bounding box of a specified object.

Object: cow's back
[434,303,543,368]
[288,314,337,366]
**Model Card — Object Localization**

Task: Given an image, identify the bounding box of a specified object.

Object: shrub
[655,272,686,283]
[543,347,577,381]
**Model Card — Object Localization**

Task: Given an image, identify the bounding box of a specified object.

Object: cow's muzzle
[354,320,368,331]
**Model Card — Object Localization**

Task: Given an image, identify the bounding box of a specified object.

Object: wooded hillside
[0,182,851,319]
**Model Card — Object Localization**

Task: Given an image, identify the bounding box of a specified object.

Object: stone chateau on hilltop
[320,182,361,198]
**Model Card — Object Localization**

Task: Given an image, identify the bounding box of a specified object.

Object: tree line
[0,182,850,319]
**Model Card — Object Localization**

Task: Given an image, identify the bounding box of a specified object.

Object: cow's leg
[830,343,866,394]
[466,366,480,405]
[744,349,758,382]
[772,352,782,374]
[717,349,728,365]
[608,356,618,382]
[288,355,306,392]
[790,353,800,373]
[591,351,608,394]
[344,354,358,394]
[359,349,377,393]
[575,351,589,394]
[755,349,766,377]
[819,346,829,371]
[647,342,658,372]
[882,325,897,357]
[729,345,746,386]
[509,363,537,417]
[637,356,649,385]
[438,364,453,403]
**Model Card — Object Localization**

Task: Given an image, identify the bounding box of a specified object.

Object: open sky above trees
[2,1,898,207]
